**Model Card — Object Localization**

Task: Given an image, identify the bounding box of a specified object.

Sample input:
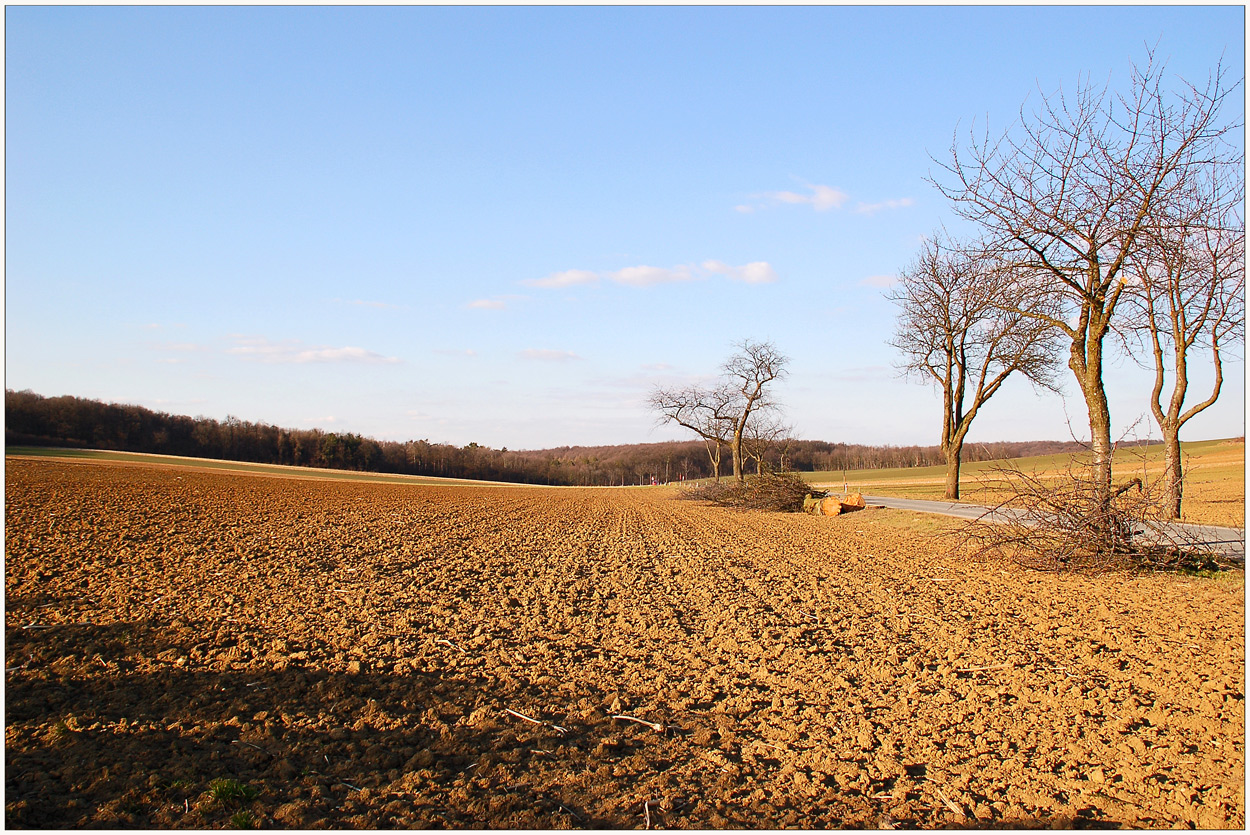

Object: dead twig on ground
[503,707,568,735]
[955,662,1013,673]
[611,714,665,732]
[933,786,967,817]
[435,638,465,652]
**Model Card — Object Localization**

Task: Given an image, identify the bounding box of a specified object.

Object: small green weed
[164,778,194,794]
[206,778,257,805]
[229,810,256,829]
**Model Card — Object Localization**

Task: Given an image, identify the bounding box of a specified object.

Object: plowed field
[5,458,1244,828]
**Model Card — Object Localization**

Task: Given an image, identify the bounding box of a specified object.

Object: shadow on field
[5,619,1139,830]
[4,619,601,829]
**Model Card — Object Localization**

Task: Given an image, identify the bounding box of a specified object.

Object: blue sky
[6,6,1245,450]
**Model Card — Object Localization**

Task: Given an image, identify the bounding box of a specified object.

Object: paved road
[862,494,1245,562]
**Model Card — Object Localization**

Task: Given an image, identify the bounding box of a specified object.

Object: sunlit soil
[6,458,1244,828]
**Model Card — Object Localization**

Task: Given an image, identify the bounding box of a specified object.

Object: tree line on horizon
[3,388,1133,487]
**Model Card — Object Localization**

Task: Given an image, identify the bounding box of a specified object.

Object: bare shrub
[683,472,814,513]
[957,460,1225,573]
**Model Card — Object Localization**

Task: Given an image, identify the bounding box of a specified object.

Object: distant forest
[6,389,1141,487]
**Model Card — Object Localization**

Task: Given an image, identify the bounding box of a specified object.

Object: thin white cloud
[737,182,849,213]
[768,184,849,211]
[854,197,915,215]
[228,336,400,365]
[702,260,778,284]
[519,348,581,361]
[860,274,898,288]
[610,265,696,287]
[433,348,478,357]
[149,340,208,364]
[297,346,399,363]
[518,261,777,291]
[523,269,599,288]
[468,293,527,310]
[741,183,912,216]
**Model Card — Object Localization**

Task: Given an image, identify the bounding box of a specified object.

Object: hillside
[7,388,1168,488]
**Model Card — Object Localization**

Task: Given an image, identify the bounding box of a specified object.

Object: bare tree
[742,411,794,476]
[648,383,734,481]
[934,51,1238,515]
[889,234,1061,499]
[722,340,789,482]
[1126,164,1245,519]
[650,339,789,484]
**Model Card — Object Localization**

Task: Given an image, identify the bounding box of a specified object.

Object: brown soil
[5,458,1244,829]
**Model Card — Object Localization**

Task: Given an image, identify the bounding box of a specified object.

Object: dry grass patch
[809,439,1244,528]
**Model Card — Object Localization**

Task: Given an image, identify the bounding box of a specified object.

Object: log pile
[803,492,866,516]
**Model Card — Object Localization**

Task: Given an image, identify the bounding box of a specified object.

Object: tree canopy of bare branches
[889,233,1062,499]
[742,411,794,476]
[722,340,789,481]
[1126,160,1245,519]
[649,339,790,483]
[933,50,1240,515]
[646,382,735,481]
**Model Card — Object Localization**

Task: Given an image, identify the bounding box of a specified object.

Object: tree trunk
[1160,429,1183,521]
[702,439,722,482]
[1070,336,1114,511]
[1083,376,1114,507]
[731,429,744,482]
[1067,321,1123,554]
[943,443,962,500]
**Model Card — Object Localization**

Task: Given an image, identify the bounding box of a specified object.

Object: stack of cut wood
[803,492,866,516]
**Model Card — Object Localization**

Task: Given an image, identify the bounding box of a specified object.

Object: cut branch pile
[957,462,1225,572]
[682,472,813,512]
